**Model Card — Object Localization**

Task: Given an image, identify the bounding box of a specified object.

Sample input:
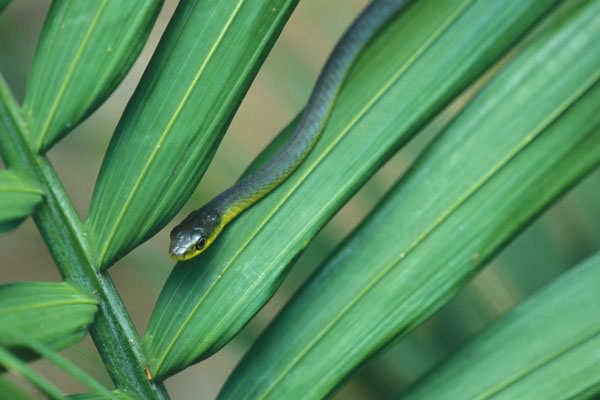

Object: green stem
[0,76,169,399]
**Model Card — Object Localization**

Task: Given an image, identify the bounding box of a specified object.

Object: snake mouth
[169,244,194,261]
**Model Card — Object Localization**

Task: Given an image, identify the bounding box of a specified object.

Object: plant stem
[0,76,169,399]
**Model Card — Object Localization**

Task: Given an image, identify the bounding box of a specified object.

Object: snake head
[169,225,207,261]
[169,207,221,261]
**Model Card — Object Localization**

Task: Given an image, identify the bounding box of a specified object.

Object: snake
[169,0,411,260]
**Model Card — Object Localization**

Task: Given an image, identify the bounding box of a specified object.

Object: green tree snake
[169,0,411,260]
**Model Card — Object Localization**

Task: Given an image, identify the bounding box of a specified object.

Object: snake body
[169,0,411,260]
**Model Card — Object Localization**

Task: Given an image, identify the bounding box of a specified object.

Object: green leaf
[22,0,163,152]
[217,1,600,398]
[86,0,298,269]
[0,282,99,354]
[398,252,600,400]
[144,0,560,381]
[0,169,44,233]
[0,375,35,400]
[0,76,169,397]
[68,392,131,400]
[0,0,11,14]
[0,347,66,400]
[2,329,118,400]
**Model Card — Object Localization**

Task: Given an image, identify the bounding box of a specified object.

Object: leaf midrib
[36,0,109,151]
[97,0,247,267]
[0,185,44,195]
[0,298,98,318]
[476,328,600,400]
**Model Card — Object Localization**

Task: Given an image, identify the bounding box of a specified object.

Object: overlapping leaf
[0,376,34,400]
[68,392,131,400]
[398,252,600,400]
[1,329,118,399]
[0,169,43,233]
[217,1,600,397]
[0,347,66,399]
[0,0,11,14]
[22,0,163,153]
[144,0,561,381]
[0,282,98,353]
[86,0,298,269]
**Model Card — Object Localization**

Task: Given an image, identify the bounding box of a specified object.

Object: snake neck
[173,0,412,260]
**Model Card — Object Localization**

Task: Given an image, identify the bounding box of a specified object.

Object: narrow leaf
[0,282,99,354]
[23,0,163,152]
[398,252,600,400]
[145,0,560,380]
[3,329,118,400]
[86,0,298,269]
[0,0,11,13]
[0,169,44,233]
[0,76,168,397]
[0,347,66,400]
[0,376,35,400]
[217,1,600,398]
[68,392,131,400]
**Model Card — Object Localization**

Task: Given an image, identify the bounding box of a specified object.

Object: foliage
[399,253,600,400]
[0,0,598,398]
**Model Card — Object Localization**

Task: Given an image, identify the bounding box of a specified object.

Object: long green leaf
[0,169,43,233]
[217,1,600,398]
[0,376,35,400]
[144,0,560,381]
[23,0,163,152]
[0,0,11,13]
[0,282,98,354]
[3,329,118,400]
[398,252,600,400]
[0,347,66,400]
[68,392,131,400]
[86,0,298,269]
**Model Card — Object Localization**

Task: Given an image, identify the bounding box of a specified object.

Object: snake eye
[196,238,207,250]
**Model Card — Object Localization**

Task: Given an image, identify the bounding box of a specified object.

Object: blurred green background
[1,1,598,398]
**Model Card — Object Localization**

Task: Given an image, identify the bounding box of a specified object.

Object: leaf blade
[0,347,66,400]
[398,252,600,400]
[0,282,99,353]
[23,0,163,152]
[145,0,561,381]
[2,329,118,400]
[217,1,600,397]
[0,0,11,13]
[67,392,132,400]
[0,376,35,400]
[0,169,44,233]
[86,0,298,269]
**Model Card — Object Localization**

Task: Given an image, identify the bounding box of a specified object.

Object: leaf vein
[97,0,247,267]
